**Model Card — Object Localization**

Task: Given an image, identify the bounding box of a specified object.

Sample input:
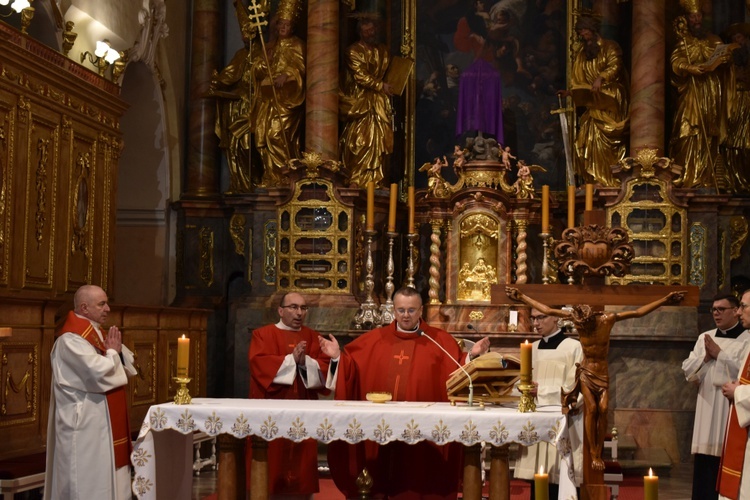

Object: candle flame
[648,467,653,477]
[538,465,545,475]
[181,334,186,339]
[524,339,529,345]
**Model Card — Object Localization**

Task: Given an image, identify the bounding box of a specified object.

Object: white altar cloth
[131,398,578,499]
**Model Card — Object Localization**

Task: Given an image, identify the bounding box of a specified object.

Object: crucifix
[490,220,700,500]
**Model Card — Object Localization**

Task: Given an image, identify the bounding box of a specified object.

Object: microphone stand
[420,330,484,411]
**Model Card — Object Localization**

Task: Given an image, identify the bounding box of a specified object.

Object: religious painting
[412,0,571,191]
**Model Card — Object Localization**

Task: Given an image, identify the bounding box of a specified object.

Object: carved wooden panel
[0,88,14,287]
[0,341,38,426]
[21,104,60,290]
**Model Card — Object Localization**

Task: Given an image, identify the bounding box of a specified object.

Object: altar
[131,398,578,499]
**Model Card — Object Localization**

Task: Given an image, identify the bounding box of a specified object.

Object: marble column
[185,0,221,197]
[305,0,339,160]
[630,0,666,154]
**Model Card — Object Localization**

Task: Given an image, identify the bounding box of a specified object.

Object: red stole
[718,353,750,499]
[58,311,132,469]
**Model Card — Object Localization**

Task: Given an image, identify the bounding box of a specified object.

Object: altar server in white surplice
[683,293,748,500]
[514,307,584,499]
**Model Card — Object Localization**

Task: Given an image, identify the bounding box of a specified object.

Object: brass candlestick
[517,380,536,413]
[540,232,551,284]
[406,233,419,288]
[379,231,397,325]
[173,377,192,405]
[354,229,382,328]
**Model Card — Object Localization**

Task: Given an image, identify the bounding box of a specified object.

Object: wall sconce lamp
[80,39,121,77]
[0,0,35,34]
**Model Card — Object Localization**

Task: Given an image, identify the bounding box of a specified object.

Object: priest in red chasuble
[319,287,490,499]
[246,292,332,497]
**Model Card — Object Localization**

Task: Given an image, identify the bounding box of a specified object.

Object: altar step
[619,446,673,476]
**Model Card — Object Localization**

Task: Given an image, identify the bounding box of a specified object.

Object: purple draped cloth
[455,58,504,141]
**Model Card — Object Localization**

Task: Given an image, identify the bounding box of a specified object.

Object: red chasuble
[718,353,750,499]
[57,311,132,469]
[328,320,466,500]
[245,324,331,495]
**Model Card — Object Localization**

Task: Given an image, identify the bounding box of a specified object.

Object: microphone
[419,330,483,410]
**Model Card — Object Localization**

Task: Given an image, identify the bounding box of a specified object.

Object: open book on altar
[446,351,521,405]
[384,56,414,96]
[570,85,619,112]
[702,42,740,72]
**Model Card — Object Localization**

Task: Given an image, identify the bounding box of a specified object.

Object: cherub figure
[453,145,467,170]
[430,155,449,175]
[501,145,516,169]
[419,156,451,198]
[512,160,547,199]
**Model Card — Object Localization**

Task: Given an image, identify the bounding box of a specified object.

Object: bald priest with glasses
[319,286,491,499]
[682,293,749,500]
[246,292,333,498]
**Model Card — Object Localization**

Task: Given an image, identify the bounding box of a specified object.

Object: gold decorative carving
[468,310,484,321]
[277,179,352,293]
[730,216,749,261]
[689,223,707,288]
[199,227,214,287]
[606,178,688,286]
[34,138,50,249]
[71,151,90,257]
[0,344,38,426]
[554,225,634,280]
[263,220,277,285]
[428,221,442,304]
[458,214,499,301]
[615,147,675,179]
[288,150,340,179]
[229,214,246,256]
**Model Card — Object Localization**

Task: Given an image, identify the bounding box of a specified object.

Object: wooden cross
[492,282,698,500]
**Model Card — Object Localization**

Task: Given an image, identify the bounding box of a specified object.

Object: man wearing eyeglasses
[682,293,747,500]
[514,308,584,498]
[718,289,750,499]
[246,292,332,498]
[319,286,490,499]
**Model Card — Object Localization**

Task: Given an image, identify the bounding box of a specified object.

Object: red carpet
[202,476,644,499]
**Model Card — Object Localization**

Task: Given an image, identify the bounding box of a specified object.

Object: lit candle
[509,310,518,328]
[366,181,375,231]
[534,466,549,500]
[176,335,190,378]
[541,185,549,233]
[567,185,575,228]
[644,468,658,500]
[388,183,398,232]
[408,186,415,234]
[585,183,594,211]
[520,340,532,381]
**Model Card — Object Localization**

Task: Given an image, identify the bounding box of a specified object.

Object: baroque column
[630,0,666,154]
[305,0,339,159]
[184,0,222,197]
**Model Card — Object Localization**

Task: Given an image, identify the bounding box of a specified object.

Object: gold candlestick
[379,231,397,325]
[406,233,419,288]
[517,380,536,413]
[540,232,551,285]
[354,229,382,328]
[173,377,192,405]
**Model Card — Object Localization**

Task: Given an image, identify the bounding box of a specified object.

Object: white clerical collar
[276,320,301,331]
[542,329,562,343]
[396,320,421,334]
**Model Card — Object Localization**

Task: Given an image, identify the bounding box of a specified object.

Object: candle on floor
[644,467,658,500]
[534,466,549,500]
[176,334,190,378]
